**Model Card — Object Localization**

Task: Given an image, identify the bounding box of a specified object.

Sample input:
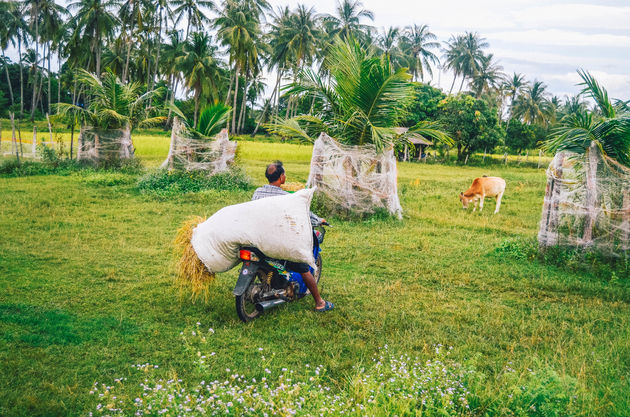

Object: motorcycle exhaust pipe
[255,298,286,313]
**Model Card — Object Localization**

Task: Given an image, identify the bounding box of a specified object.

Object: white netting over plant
[77,125,134,162]
[161,118,237,173]
[538,143,630,256]
[307,132,402,218]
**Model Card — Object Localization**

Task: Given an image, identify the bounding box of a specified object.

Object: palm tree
[513,80,552,125]
[469,53,504,98]
[215,0,261,133]
[161,30,185,113]
[39,0,68,114]
[269,38,451,151]
[56,69,163,130]
[323,0,373,42]
[0,1,19,107]
[176,31,222,128]
[544,70,630,166]
[172,0,215,40]
[399,24,440,82]
[68,0,119,76]
[503,72,528,119]
[443,32,488,93]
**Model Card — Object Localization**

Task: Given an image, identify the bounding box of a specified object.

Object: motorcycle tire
[235,269,266,322]
[313,254,322,285]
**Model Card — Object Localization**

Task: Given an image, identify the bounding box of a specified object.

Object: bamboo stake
[46,113,53,144]
[32,124,37,155]
[582,143,599,246]
[10,112,19,164]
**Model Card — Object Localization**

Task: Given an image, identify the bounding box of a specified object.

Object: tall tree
[469,53,503,98]
[323,0,373,42]
[68,0,119,76]
[176,31,222,128]
[443,32,488,94]
[215,0,261,133]
[172,0,214,40]
[400,24,440,82]
[513,80,552,126]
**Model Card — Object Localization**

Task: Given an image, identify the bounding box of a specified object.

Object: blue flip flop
[315,301,334,312]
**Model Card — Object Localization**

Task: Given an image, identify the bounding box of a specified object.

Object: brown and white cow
[459,176,506,213]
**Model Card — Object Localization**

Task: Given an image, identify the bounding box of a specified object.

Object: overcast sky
[265,0,630,100]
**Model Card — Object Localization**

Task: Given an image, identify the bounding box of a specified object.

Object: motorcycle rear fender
[233,262,260,296]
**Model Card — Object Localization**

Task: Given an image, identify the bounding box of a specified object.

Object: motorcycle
[232,222,330,322]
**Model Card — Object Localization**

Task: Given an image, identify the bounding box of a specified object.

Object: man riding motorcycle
[252,161,334,312]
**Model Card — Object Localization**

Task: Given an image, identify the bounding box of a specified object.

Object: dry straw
[174,216,215,302]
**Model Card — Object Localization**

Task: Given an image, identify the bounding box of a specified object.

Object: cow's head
[459,192,473,209]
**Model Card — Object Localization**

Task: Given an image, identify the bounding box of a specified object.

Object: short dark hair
[265,161,285,183]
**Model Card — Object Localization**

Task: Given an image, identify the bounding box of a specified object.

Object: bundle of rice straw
[280,182,305,192]
[174,216,215,302]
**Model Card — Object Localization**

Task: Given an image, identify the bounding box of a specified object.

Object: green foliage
[78,172,136,187]
[137,167,253,196]
[495,238,630,279]
[506,119,537,153]
[170,102,231,138]
[401,82,446,127]
[268,38,451,152]
[438,93,502,161]
[544,70,630,166]
[55,70,165,131]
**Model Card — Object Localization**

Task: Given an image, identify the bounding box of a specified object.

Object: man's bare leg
[301,271,326,309]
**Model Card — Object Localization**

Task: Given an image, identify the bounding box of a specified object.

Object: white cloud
[515,4,630,31]
[546,71,630,95]
[486,29,630,48]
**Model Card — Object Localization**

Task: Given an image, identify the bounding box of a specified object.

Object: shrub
[137,167,253,196]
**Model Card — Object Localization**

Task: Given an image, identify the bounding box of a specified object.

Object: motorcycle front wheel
[235,270,266,322]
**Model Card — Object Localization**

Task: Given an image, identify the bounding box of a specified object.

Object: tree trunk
[252,70,282,135]
[30,10,40,121]
[193,89,200,128]
[70,121,74,159]
[231,64,240,134]
[238,73,249,134]
[2,50,15,105]
[47,41,51,115]
[448,74,456,94]
[457,76,465,93]
[18,35,24,116]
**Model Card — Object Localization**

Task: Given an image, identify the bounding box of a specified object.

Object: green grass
[0,138,629,416]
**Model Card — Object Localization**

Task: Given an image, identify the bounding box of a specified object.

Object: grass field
[0,135,629,416]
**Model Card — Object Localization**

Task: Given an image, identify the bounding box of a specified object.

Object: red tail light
[239,249,259,261]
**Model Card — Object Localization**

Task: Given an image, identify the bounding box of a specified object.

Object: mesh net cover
[538,143,630,256]
[161,117,237,173]
[77,125,134,162]
[306,133,402,218]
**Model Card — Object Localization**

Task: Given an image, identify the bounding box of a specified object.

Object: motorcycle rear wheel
[235,270,266,322]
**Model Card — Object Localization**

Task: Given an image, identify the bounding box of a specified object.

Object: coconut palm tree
[176,31,223,128]
[0,1,19,107]
[469,53,504,98]
[39,0,68,113]
[268,38,451,151]
[443,32,488,94]
[544,70,630,166]
[399,24,440,82]
[172,0,215,40]
[68,0,119,76]
[513,80,552,126]
[56,69,163,130]
[323,0,373,43]
[215,0,261,133]
[503,72,528,119]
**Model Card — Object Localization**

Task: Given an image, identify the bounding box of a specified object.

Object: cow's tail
[174,216,215,302]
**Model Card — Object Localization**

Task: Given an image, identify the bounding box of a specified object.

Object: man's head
[265,161,286,185]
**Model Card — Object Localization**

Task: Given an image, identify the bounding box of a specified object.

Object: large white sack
[191,187,316,274]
